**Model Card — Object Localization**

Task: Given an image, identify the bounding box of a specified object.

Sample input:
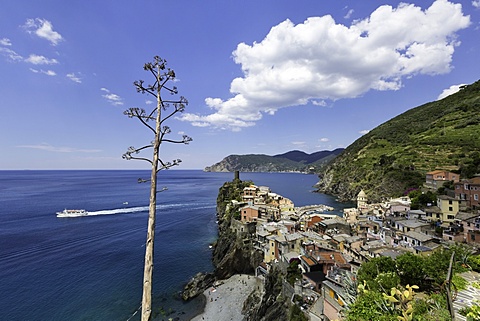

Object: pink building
[240,205,259,223]
[425,170,459,189]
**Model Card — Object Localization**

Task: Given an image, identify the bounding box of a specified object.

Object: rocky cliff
[182,177,262,300]
[182,176,290,321]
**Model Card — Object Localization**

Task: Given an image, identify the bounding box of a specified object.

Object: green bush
[288,304,308,321]
[468,255,480,272]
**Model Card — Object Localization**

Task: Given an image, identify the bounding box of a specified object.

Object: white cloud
[25,54,58,65]
[0,38,12,46]
[23,18,63,45]
[101,88,124,106]
[312,100,327,107]
[29,68,56,76]
[344,9,354,19]
[0,47,23,61]
[17,143,101,153]
[145,100,154,105]
[180,0,470,131]
[437,83,467,100]
[473,0,480,8]
[319,137,329,142]
[359,129,370,135]
[67,72,82,83]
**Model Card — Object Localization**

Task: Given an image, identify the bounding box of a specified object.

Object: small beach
[191,274,263,321]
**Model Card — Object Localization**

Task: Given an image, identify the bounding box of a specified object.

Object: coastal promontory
[204,149,343,173]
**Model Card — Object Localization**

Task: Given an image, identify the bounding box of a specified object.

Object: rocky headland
[204,149,343,173]
[182,176,290,321]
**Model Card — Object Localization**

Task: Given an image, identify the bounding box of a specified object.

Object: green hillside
[317,79,480,202]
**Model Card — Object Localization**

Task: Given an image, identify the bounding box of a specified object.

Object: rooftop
[397,219,429,228]
[404,231,434,242]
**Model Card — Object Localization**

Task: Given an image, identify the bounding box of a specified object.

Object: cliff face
[182,178,262,300]
[212,217,263,279]
[242,265,288,321]
[212,179,264,279]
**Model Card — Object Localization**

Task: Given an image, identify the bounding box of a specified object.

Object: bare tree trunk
[123,56,191,321]
[141,76,162,321]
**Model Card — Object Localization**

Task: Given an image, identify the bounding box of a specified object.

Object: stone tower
[357,189,368,209]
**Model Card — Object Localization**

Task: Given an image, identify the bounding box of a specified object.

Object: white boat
[56,209,89,218]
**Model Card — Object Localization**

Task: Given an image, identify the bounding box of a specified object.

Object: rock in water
[182,272,215,301]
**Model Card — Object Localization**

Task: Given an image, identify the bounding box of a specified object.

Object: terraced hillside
[317,80,480,202]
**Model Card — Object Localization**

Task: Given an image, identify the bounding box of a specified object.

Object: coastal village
[226,171,480,321]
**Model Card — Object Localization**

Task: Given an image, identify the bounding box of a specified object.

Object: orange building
[240,205,259,223]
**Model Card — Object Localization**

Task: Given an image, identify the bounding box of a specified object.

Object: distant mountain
[204,149,344,173]
[316,80,480,202]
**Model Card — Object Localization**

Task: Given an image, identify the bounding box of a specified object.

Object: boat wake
[88,206,147,216]
[58,202,216,218]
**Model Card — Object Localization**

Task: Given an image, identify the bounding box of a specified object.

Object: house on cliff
[240,205,260,223]
[454,177,480,210]
[425,170,459,190]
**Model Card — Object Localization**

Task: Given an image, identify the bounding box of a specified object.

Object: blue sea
[0,170,350,321]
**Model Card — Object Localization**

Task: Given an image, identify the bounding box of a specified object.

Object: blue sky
[1,0,479,170]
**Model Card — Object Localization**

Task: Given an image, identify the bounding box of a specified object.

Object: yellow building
[437,195,460,223]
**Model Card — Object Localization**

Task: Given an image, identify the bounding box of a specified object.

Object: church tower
[357,189,368,209]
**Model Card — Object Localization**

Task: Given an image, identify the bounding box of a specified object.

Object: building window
[475,194,479,201]
[329,289,334,298]
[449,200,453,205]
[448,215,455,220]
[449,207,453,212]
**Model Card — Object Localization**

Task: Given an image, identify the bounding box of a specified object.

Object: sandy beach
[191,274,263,321]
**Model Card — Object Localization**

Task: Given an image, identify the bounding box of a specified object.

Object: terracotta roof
[427,170,447,175]
[317,252,347,265]
[301,255,317,267]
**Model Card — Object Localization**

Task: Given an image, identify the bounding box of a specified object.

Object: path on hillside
[453,271,480,321]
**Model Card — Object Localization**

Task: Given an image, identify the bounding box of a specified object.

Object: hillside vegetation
[317,79,480,202]
[204,149,344,173]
